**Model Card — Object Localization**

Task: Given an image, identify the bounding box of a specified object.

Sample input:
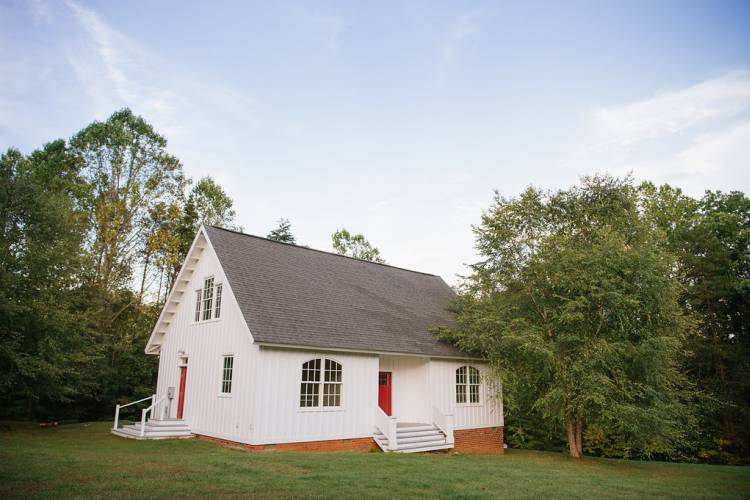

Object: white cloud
[591,72,750,146]
[286,4,352,53]
[572,72,750,196]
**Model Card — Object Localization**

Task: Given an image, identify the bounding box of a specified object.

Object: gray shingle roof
[204,225,470,358]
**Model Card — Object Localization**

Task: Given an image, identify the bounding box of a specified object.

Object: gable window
[215,284,223,319]
[300,358,342,408]
[456,366,481,405]
[221,355,234,394]
[202,277,214,320]
[194,277,223,323]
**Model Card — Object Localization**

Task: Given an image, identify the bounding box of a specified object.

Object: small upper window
[456,366,481,405]
[194,277,223,322]
[300,358,342,408]
[221,355,234,394]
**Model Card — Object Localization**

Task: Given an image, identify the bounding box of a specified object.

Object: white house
[112,225,504,453]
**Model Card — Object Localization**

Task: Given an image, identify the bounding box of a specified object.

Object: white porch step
[112,419,193,440]
[373,423,452,453]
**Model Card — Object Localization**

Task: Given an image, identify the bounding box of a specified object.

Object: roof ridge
[205,224,440,278]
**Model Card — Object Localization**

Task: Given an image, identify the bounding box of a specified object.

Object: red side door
[177,366,187,419]
[378,371,392,416]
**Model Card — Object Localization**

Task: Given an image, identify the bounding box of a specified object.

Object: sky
[2,0,749,284]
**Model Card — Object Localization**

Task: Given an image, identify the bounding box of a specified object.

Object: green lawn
[1,422,748,499]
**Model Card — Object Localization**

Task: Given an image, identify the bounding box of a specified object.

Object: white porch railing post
[113,404,120,430]
[387,416,398,451]
[445,413,455,445]
[432,405,454,445]
[140,409,147,437]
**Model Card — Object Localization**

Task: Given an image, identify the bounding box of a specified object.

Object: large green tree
[0,143,99,418]
[331,228,385,263]
[440,176,693,459]
[642,184,750,462]
[70,108,186,293]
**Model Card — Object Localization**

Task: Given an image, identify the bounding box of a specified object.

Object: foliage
[331,228,385,263]
[2,422,750,499]
[641,184,750,463]
[0,143,99,418]
[267,218,296,244]
[70,109,186,293]
[439,175,695,459]
[0,109,240,422]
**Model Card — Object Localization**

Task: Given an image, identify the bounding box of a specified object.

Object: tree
[267,218,296,244]
[176,177,239,260]
[439,176,693,459]
[0,143,99,418]
[331,228,385,263]
[70,108,186,293]
[642,184,750,462]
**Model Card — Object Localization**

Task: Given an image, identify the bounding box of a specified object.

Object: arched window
[456,366,481,404]
[300,358,342,408]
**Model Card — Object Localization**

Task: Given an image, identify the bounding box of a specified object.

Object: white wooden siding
[428,359,503,429]
[378,355,430,422]
[250,347,379,445]
[154,233,257,443]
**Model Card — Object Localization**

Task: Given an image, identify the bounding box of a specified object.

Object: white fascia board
[255,342,483,361]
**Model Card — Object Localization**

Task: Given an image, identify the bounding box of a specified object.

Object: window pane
[221,356,233,393]
[325,359,342,382]
[302,359,321,382]
[469,384,479,403]
[215,284,222,319]
[323,383,341,407]
[202,278,214,320]
[456,384,466,404]
[300,382,319,407]
[194,290,202,322]
[469,367,480,384]
[456,366,467,384]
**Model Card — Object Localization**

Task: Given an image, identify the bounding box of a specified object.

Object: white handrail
[432,406,455,445]
[113,394,162,431]
[375,407,398,451]
[140,395,168,437]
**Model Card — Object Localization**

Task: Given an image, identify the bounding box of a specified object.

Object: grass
[1,422,749,499]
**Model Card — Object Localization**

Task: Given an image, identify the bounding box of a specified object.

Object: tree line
[439,176,749,464]
[0,109,384,423]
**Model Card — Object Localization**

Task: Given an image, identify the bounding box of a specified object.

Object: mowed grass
[1,422,748,499]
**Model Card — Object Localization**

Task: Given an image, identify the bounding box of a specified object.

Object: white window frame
[456,365,483,406]
[298,357,344,412]
[219,354,234,396]
[192,276,224,324]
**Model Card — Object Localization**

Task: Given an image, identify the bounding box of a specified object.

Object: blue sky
[2,0,749,282]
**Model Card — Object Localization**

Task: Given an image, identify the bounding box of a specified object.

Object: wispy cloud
[572,72,750,195]
[591,72,750,146]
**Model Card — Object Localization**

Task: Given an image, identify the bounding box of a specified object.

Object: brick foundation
[197,426,504,454]
[452,426,505,454]
[196,434,379,453]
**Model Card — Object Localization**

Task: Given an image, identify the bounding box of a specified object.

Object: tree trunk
[566,416,582,459]
[576,418,583,457]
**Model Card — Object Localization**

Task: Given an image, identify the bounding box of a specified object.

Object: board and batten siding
[428,359,503,430]
[249,347,379,445]
[154,234,257,444]
[379,355,430,423]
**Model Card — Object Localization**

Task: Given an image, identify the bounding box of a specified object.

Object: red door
[177,366,187,419]
[378,371,392,416]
